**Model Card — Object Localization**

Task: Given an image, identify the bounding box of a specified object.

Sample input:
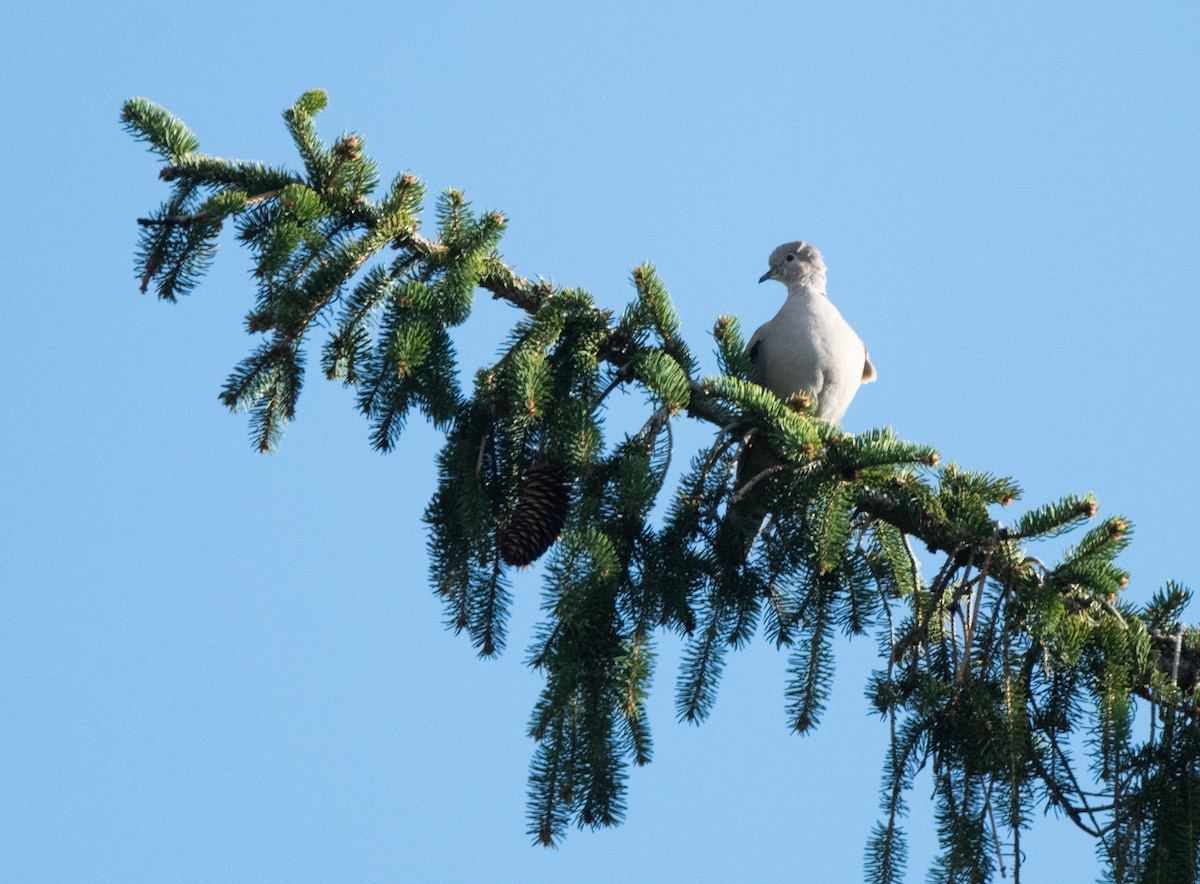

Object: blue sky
[3,3,1199,881]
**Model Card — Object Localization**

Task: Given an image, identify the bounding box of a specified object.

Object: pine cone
[500,459,569,567]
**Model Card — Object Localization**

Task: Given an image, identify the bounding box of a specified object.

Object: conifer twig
[136,190,281,226]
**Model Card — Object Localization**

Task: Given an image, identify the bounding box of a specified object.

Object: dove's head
[759,241,826,290]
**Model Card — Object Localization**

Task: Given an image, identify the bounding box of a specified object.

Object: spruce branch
[125,91,1200,879]
[136,190,280,227]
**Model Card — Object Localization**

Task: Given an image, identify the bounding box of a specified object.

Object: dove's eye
[785,254,795,262]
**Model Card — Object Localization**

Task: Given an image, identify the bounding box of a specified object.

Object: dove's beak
[758,269,775,284]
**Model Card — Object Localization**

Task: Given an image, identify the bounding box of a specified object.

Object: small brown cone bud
[500,459,570,567]
[787,392,812,412]
[335,135,361,161]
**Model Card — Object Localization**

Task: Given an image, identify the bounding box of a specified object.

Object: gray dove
[749,240,875,421]
[721,241,876,561]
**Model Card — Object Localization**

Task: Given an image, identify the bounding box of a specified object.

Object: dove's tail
[715,438,779,566]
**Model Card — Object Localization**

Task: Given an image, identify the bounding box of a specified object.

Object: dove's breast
[749,293,868,423]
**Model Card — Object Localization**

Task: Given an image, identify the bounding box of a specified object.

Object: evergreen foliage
[124,92,1200,881]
